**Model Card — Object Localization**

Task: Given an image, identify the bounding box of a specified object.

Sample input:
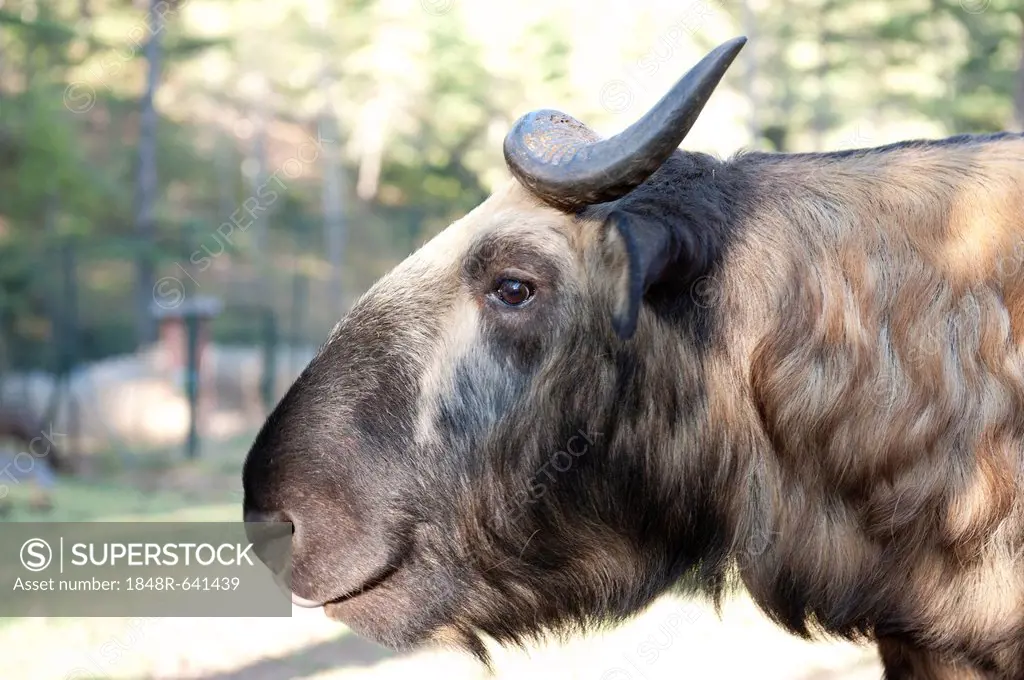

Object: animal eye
[493,278,533,307]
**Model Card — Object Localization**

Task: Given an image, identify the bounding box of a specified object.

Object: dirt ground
[4,594,883,679]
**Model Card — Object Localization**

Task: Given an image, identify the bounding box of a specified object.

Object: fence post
[184,310,200,459]
[61,241,80,462]
[153,296,221,461]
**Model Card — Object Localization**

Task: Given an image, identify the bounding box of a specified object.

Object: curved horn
[503,36,747,212]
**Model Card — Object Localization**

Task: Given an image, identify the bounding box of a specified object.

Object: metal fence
[0,223,343,464]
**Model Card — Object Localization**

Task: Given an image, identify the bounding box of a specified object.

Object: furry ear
[603,209,680,339]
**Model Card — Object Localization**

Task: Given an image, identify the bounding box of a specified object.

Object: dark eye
[493,278,533,307]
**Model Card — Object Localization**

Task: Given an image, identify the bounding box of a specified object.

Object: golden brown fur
[720,136,1024,676]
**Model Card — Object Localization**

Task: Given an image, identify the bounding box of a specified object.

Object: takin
[243,37,1024,679]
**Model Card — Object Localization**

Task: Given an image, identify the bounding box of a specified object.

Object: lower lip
[294,553,407,611]
[294,572,393,612]
[291,593,323,608]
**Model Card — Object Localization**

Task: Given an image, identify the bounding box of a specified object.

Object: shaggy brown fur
[721,134,1024,677]
[244,132,1024,679]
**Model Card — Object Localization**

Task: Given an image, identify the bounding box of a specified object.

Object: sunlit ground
[2,596,883,679]
[0,434,882,680]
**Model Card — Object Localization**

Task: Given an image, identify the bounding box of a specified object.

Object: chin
[321,568,450,652]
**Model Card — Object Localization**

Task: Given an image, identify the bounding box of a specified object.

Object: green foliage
[750,0,1022,151]
[0,0,1021,372]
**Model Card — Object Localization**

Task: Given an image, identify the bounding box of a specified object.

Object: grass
[0,432,270,679]
[1,429,254,521]
[1,478,208,522]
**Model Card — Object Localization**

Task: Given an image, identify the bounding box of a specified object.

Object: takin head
[242,38,751,655]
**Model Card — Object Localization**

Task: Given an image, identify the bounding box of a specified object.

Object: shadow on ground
[190,635,397,680]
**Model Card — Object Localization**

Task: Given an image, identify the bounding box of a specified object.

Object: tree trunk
[133,0,164,348]
[740,0,758,147]
[321,112,345,309]
[216,131,236,222]
[311,5,346,311]
[246,73,270,268]
[1015,14,1024,130]
[356,94,389,201]
[811,1,831,149]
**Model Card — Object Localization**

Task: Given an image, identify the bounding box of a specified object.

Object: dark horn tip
[504,35,749,212]
[706,36,748,66]
[721,35,748,48]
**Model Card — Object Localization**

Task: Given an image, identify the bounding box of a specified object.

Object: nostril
[243,509,295,578]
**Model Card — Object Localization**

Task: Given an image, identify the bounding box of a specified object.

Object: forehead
[389,180,581,281]
[327,182,584,343]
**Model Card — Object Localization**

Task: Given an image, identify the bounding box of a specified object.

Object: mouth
[291,558,404,609]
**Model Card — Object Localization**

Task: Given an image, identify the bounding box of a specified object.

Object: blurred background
[0,0,1020,677]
